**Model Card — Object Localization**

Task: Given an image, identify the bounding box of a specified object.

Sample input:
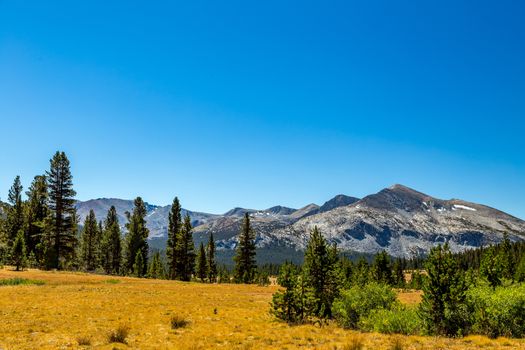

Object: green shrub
[332,282,396,329]
[0,278,45,286]
[359,305,422,335]
[467,283,525,338]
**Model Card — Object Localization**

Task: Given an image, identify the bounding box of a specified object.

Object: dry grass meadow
[1,268,524,350]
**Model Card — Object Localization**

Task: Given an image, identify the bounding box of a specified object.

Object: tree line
[0,151,263,284]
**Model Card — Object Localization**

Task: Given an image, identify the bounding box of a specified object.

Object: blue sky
[1,1,524,217]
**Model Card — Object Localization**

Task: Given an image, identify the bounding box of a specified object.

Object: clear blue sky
[1,1,524,217]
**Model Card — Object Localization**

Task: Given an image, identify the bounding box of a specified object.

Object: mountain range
[75,184,525,263]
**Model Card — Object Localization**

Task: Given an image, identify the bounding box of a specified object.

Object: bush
[467,283,525,338]
[170,315,189,329]
[359,305,422,335]
[107,325,129,344]
[332,282,396,329]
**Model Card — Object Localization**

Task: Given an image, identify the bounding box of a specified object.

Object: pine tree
[101,206,122,274]
[271,263,299,323]
[0,202,7,264]
[45,151,77,269]
[196,242,207,282]
[175,214,195,281]
[353,256,370,286]
[133,250,145,277]
[11,230,27,271]
[148,251,164,279]
[233,213,257,283]
[25,175,48,264]
[6,176,24,247]
[515,254,525,282]
[206,233,217,283]
[372,251,393,285]
[480,247,503,288]
[302,226,340,318]
[166,197,182,280]
[80,210,99,271]
[499,233,514,280]
[124,197,149,276]
[392,259,405,287]
[419,244,468,336]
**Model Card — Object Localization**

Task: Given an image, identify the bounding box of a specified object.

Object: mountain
[74,185,525,262]
[318,194,359,213]
[75,198,218,239]
[265,185,525,258]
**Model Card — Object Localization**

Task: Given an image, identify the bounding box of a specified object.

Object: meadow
[0,268,524,350]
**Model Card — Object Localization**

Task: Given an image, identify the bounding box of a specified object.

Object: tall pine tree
[175,214,195,281]
[372,251,394,285]
[419,244,468,336]
[207,233,217,283]
[11,229,27,271]
[233,213,257,283]
[148,251,164,278]
[25,175,48,264]
[302,226,340,318]
[124,197,149,276]
[196,242,207,282]
[101,206,122,274]
[80,209,99,271]
[46,151,77,269]
[6,176,24,248]
[166,197,182,280]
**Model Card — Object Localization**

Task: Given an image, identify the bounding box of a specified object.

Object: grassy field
[0,268,524,349]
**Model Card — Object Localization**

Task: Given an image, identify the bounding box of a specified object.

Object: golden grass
[396,289,423,305]
[0,268,524,349]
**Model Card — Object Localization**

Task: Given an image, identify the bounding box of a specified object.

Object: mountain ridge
[74,185,525,261]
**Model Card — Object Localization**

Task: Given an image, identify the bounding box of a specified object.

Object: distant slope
[266,185,525,258]
[75,185,525,261]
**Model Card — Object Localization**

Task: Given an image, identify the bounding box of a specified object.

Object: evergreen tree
[499,233,514,280]
[206,233,217,283]
[101,206,122,274]
[353,256,370,286]
[148,251,164,279]
[480,247,503,288]
[196,242,207,282]
[409,270,424,289]
[175,214,195,281]
[233,213,257,283]
[166,197,182,280]
[218,265,230,283]
[340,256,354,289]
[25,175,48,264]
[392,259,405,287]
[419,244,468,336]
[271,263,299,323]
[302,226,340,318]
[372,251,394,285]
[124,197,149,276]
[45,151,77,269]
[80,210,99,271]
[133,250,145,277]
[6,176,24,247]
[515,254,525,282]
[0,202,7,264]
[11,229,27,271]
